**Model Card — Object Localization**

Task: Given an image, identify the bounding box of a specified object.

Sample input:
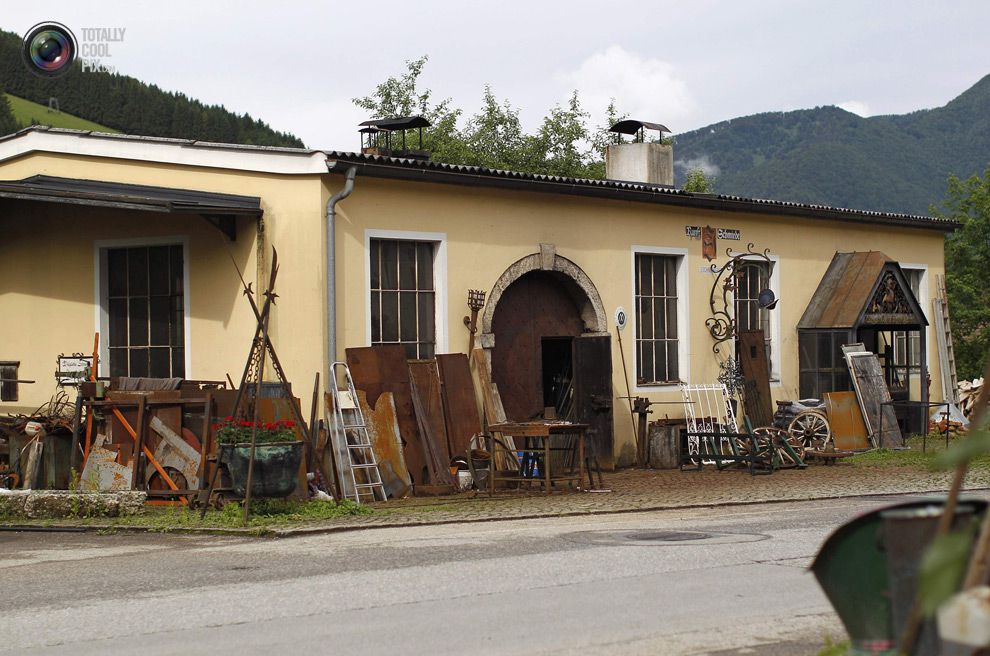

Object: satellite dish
[758,289,778,310]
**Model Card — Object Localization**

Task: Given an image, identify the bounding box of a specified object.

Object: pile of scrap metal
[323,345,512,501]
[0,391,76,489]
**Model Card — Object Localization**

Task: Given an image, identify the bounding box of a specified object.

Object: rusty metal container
[221,441,303,498]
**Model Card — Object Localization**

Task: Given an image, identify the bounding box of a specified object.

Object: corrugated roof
[0,174,262,216]
[323,151,959,231]
[797,251,927,329]
[0,126,961,231]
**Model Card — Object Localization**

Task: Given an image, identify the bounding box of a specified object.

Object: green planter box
[221,441,303,498]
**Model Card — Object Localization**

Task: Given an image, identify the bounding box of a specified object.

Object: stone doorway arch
[478,244,608,351]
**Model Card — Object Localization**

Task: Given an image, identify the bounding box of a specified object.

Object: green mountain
[0,28,303,147]
[4,93,117,132]
[673,75,990,215]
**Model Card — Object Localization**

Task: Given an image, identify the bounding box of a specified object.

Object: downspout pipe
[326,166,357,383]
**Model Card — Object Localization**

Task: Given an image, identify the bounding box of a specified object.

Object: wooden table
[487,421,587,494]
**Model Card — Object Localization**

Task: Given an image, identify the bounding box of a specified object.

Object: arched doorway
[483,247,614,466]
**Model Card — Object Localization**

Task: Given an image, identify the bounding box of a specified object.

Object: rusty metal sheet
[825,391,870,450]
[407,360,451,469]
[738,330,774,428]
[356,390,411,499]
[437,353,481,459]
[346,345,428,486]
[846,352,902,448]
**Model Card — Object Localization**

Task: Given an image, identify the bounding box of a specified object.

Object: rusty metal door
[572,335,613,468]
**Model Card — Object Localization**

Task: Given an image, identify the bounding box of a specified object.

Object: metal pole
[242,307,272,524]
[614,326,638,464]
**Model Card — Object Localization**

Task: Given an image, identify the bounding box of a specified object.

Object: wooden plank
[738,330,775,428]
[824,391,870,450]
[407,368,455,488]
[346,345,428,486]
[356,390,412,499]
[437,353,481,459]
[407,360,452,476]
[471,349,517,470]
[845,351,902,448]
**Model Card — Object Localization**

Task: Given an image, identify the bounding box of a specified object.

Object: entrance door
[572,335,613,468]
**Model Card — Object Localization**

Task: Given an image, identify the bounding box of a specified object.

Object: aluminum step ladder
[933,274,959,403]
[329,362,387,503]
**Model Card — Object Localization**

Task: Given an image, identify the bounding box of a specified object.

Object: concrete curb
[2,486,985,539]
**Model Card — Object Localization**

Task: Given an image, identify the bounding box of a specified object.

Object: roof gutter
[326,165,357,384]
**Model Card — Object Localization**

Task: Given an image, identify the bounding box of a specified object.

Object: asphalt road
[0,493,962,655]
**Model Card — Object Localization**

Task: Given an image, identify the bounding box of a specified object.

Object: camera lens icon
[22,22,77,77]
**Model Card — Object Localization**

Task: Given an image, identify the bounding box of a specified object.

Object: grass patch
[817,634,849,656]
[1,498,372,533]
[6,94,118,132]
[848,434,990,471]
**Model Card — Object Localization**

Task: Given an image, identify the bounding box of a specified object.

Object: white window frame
[364,229,448,355]
[729,251,781,382]
[94,236,192,379]
[894,262,929,371]
[630,245,689,392]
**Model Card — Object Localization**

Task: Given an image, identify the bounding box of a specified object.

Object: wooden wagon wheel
[753,427,805,467]
[734,431,774,469]
[788,410,832,450]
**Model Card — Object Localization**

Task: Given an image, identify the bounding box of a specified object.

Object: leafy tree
[353,56,621,179]
[935,166,990,379]
[683,168,716,193]
[0,91,18,135]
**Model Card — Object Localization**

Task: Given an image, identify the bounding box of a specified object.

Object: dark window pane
[399,292,417,341]
[665,257,677,296]
[654,298,666,338]
[150,297,170,345]
[171,347,185,378]
[370,291,381,343]
[654,342,667,382]
[818,373,832,395]
[108,249,128,297]
[380,291,398,342]
[799,332,816,371]
[403,343,418,360]
[800,372,817,398]
[416,243,433,290]
[148,246,170,295]
[370,240,381,289]
[666,299,678,339]
[129,348,149,378]
[637,256,651,296]
[398,242,416,291]
[127,248,148,296]
[420,342,435,360]
[638,298,653,339]
[380,241,397,290]
[109,298,128,347]
[170,297,184,346]
[667,343,679,381]
[129,298,148,346]
[638,342,654,384]
[109,348,128,378]
[149,347,170,378]
[418,292,435,343]
[818,332,832,369]
[169,246,183,296]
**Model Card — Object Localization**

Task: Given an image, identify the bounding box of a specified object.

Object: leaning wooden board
[738,330,775,429]
[346,345,427,486]
[845,352,902,448]
[436,353,482,459]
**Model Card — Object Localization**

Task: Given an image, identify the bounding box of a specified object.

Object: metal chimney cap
[609,119,670,135]
[358,116,432,131]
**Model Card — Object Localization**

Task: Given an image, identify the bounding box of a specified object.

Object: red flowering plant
[213,416,299,445]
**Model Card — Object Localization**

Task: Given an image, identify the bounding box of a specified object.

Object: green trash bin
[810,498,986,656]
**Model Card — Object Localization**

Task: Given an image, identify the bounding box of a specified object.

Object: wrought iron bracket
[705,243,775,354]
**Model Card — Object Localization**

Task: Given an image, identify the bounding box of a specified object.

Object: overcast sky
[3,1,988,150]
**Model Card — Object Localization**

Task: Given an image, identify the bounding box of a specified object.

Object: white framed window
[631,246,688,389]
[731,253,781,381]
[892,264,927,373]
[95,237,191,379]
[364,229,447,358]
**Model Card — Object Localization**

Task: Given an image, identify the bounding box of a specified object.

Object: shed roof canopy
[609,119,670,135]
[797,251,928,330]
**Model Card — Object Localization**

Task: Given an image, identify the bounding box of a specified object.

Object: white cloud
[557,45,696,131]
[675,155,720,178]
[837,100,872,117]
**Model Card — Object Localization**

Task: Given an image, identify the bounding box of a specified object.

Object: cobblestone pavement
[281,463,990,535]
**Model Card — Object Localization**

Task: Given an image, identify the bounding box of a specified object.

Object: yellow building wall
[0,153,327,415]
[329,175,947,464]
